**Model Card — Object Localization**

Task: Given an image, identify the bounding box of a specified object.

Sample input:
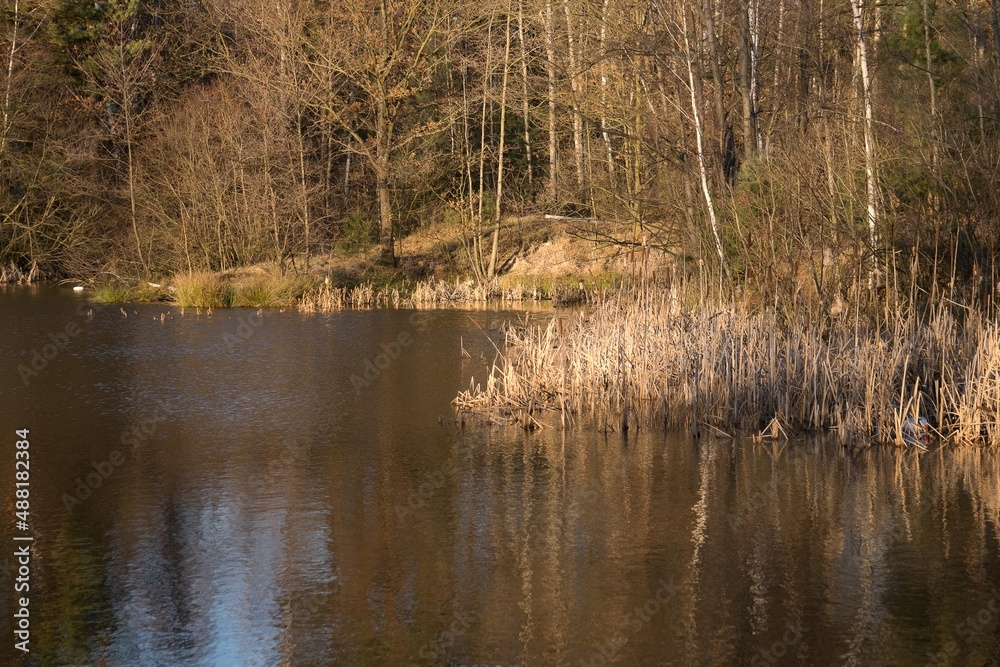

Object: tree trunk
[774,0,785,91]
[739,0,753,156]
[922,0,938,176]
[748,0,760,153]
[701,0,727,154]
[564,0,584,188]
[797,0,811,133]
[344,135,352,198]
[545,0,558,201]
[993,0,1000,82]
[477,13,494,273]
[376,167,394,265]
[599,0,613,177]
[296,103,311,267]
[119,41,146,275]
[489,9,513,279]
[922,0,937,118]
[517,0,533,187]
[683,6,726,270]
[376,96,394,265]
[850,0,878,273]
[2,0,19,154]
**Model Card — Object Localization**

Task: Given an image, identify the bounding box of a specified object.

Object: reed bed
[0,261,40,284]
[228,274,316,308]
[297,278,576,312]
[455,291,1000,446]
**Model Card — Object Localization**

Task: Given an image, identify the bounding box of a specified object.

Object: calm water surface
[1,285,999,666]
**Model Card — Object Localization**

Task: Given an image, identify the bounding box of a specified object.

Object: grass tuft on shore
[91,282,138,303]
[230,274,317,308]
[172,271,233,308]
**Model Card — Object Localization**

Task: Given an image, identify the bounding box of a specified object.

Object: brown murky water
[1,284,999,666]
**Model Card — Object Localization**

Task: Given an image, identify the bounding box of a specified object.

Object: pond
[1,285,999,666]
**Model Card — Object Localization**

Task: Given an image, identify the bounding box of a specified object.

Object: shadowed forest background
[2,0,1000,303]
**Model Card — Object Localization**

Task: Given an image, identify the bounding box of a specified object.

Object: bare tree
[81,0,160,275]
[487,4,513,278]
[310,0,449,264]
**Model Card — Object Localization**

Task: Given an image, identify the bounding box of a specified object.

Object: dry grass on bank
[89,271,317,308]
[455,290,1000,447]
[295,277,599,311]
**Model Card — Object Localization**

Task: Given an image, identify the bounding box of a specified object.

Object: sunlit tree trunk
[850,0,878,273]
[1,0,19,154]
[701,0,726,154]
[773,0,784,91]
[599,0,613,177]
[344,135,352,198]
[739,0,753,156]
[474,13,495,276]
[682,5,725,269]
[748,0,760,153]
[544,0,557,200]
[993,0,1000,82]
[488,8,512,279]
[922,0,938,176]
[517,0,533,187]
[564,0,583,188]
[375,95,394,265]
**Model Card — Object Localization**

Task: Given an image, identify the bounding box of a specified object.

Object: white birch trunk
[564,0,584,188]
[748,0,761,152]
[599,0,613,177]
[682,6,726,269]
[517,0,533,186]
[2,0,18,153]
[850,0,878,270]
[773,0,784,91]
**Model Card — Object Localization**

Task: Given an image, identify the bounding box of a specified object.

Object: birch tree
[517,0,533,186]
[544,0,557,200]
[850,0,878,272]
[681,3,725,269]
[1,0,20,153]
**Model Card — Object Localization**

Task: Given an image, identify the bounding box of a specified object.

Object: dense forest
[1,0,999,297]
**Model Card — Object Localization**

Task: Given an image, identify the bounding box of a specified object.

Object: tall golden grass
[455,290,1000,446]
[172,271,314,308]
[171,271,233,308]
